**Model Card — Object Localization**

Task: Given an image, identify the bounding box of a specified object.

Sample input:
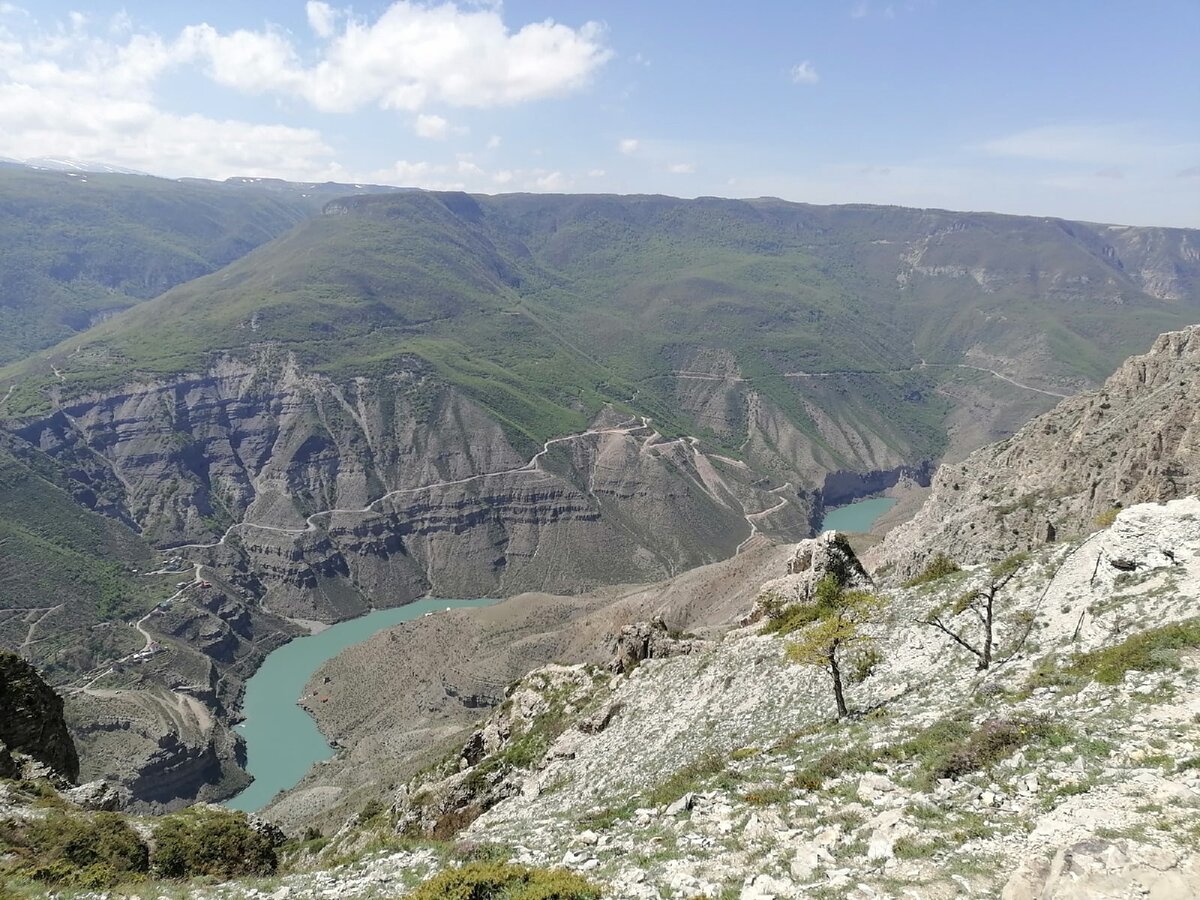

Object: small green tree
[921,552,1026,669]
[786,575,884,718]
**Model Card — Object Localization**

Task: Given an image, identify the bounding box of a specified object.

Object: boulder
[63,780,130,811]
[1001,839,1200,899]
[748,531,873,623]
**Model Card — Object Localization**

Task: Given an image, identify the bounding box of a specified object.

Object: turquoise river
[226,597,497,812]
[820,496,898,534]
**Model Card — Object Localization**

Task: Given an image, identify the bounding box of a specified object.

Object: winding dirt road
[171,417,654,552]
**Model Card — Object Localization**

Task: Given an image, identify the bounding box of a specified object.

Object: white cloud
[306,1,338,39]
[486,134,502,149]
[179,2,611,114]
[534,170,567,190]
[366,158,577,194]
[0,4,608,181]
[790,60,819,85]
[979,123,1197,166]
[618,137,639,154]
[587,168,605,177]
[0,15,334,179]
[667,162,694,174]
[414,112,450,139]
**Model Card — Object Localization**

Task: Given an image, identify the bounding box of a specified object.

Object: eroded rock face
[0,651,79,782]
[11,353,813,624]
[873,325,1200,578]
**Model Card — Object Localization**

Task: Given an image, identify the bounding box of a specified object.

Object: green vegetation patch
[1066,619,1200,685]
[0,811,148,889]
[904,552,961,587]
[644,751,730,808]
[151,807,277,880]
[923,716,1062,784]
[407,861,602,900]
[792,713,1066,791]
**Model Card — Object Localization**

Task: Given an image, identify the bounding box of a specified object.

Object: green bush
[904,553,961,587]
[13,811,148,887]
[152,808,276,879]
[850,646,883,684]
[761,574,844,636]
[407,861,602,900]
[1067,620,1200,685]
[926,717,1056,783]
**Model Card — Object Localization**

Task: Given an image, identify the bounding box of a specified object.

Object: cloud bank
[0,2,610,179]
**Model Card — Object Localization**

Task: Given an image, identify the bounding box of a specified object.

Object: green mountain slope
[0,170,318,366]
[0,436,159,681]
[7,192,1198,456]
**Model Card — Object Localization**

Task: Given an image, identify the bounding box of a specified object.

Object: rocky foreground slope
[180,497,1200,900]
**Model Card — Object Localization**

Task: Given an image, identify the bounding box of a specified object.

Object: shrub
[925,717,1056,783]
[793,744,878,790]
[904,553,961,587]
[1066,620,1200,685]
[850,646,883,684]
[1093,507,1120,528]
[407,861,602,900]
[14,811,148,888]
[152,808,276,879]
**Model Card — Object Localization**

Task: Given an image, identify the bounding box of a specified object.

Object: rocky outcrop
[745,530,873,623]
[0,651,79,782]
[62,779,131,811]
[391,665,605,840]
[873,325,1200,577]
[604,616,708,674]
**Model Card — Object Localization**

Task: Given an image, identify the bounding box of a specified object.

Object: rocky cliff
[0,652,79,782]
[871,324,1200,578]
[10,352,818,623]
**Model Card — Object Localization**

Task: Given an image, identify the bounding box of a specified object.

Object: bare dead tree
[921,553,1025,670]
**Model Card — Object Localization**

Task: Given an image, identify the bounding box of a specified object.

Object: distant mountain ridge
[0,169,407,367]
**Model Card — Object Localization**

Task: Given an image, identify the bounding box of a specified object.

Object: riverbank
[226,599,498,813]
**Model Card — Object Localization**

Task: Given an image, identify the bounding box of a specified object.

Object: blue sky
[1,1,1197,226]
